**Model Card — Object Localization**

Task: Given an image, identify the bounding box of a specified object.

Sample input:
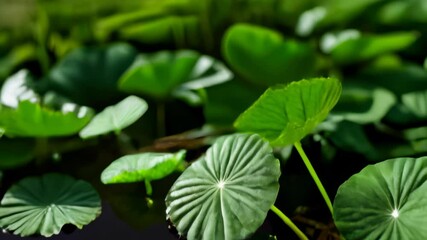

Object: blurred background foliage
[1,0,427,238]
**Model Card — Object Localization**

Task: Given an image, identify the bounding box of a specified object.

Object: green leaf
[0,101,93,137]
[401,89,427,118]
[332,87,396,124]
[166,134,280,240]
[101,150,186,184]
[204,79,264,126]
[333,157,427,239]
[118,50,232,99]
[0,138,35,169]
[44,43,137,107]
[331,32,418,64]
[79,95,148,139]
[234,77,342,146]
[0,173,101,237]
[222,23,316,86]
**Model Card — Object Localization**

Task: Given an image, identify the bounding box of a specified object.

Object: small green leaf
[334,157,427,239]
[0,101,93,137]
[0,173,101,237]
[165,133,280,240]
[234,77,342,146]
[79,95,148,139]
[101,150,186,184]
[118,50,232,99]
[331,32,418,64]
[222,23,316,86]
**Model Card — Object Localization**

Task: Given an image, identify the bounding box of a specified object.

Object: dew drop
[391,209,399,219]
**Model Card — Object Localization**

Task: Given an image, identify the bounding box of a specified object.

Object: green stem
[270,205,308,240]
[145,180,153,196]
[294,141,333,214]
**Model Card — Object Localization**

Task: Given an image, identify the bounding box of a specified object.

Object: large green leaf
[0,100,93,137]
[222,23,316,86]
[165,133,280,240]
[330,32,418,64]
[118,50,232,99]
[234,77,342,146]
[101,150,186,184]
[79,95,148,139]
[334,157,427,239]
[0,173,101,237]
[43,43,137,107]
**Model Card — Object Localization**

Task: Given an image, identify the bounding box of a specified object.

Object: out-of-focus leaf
[0,101,93,137]
[402,89,427,118]
[327,121,379,161]
[43,43,138,107]
[0,173,101,237]
[235,78,342,146]
[101,150,186,184]
[0,138,35,170]
[320,29,361,53]
[166,134,280,240]
[79,95,148,139]
[204,79,263,126]
[334,157,427,239]
[0,69,39,108]
[348,63,427,96]
[222,23,316,86]
[0,44,36,80]
[332,88,396,124]
[119,16,201,47]
[118,50,232,99]
[330,32,418,64]
[378,0,427,24]
[295,6,327,37]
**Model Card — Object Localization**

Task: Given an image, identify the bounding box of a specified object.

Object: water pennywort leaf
[0,100,93,137]
[101,150,186,184]
[0,173,101,237]
[334,157,427,239]
[79,95,147,139]
[234,77,342,146]
[165,133,280,240]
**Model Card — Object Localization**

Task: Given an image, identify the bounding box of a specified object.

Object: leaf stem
[145,180,153,196]
[270,205,308,240]
[294,141,333,214]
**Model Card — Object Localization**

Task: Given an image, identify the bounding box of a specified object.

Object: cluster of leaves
[1,0,427,239]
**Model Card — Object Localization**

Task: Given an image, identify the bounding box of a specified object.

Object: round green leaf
[0,100,93,137]
[234,77,342,146]
[334,157,427,239]
[79,95,148,139]
[222,23,316,86]
[101,150,186,184]
[44,43,137,107]
[0,173,101,237]
[118,50,232,99]
[165,133,280,240]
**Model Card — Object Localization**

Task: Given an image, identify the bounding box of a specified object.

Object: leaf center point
[391,209,399,219]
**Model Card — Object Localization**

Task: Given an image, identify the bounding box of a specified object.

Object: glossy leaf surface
[118,50,232,99]
[0,101,93,137]
[101,150,186,184]
[79,95,148,139]
[223,23,316,86]
[234,78,342,146]
[334,157,427,239]
[166,134,280,240]
[0,173,101,237]
[44,43,137,107]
